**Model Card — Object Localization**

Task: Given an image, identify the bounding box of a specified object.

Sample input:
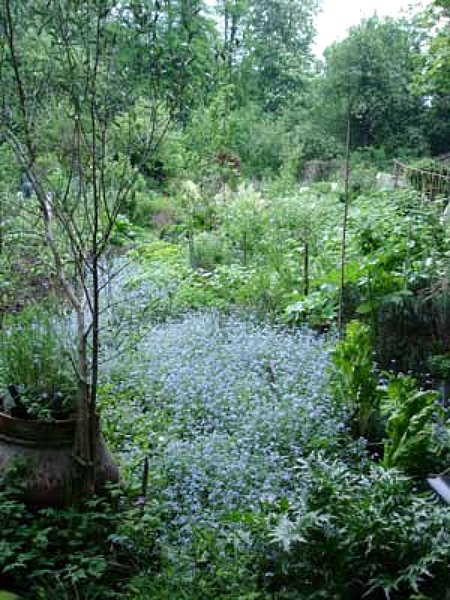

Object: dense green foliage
[0,0,450,598]
[321,16,426,154]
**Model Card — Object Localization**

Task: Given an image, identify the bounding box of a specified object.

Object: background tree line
[2,0,449,188]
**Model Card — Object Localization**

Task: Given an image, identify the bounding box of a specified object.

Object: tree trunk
[72,308,96,499]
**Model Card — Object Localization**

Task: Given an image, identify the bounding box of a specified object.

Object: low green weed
[0,472,159,599]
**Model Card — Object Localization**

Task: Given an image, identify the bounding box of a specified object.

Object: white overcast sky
[314,0,431,56]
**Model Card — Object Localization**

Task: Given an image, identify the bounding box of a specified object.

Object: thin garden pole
[304,239,309,296]
[338,116,351,337]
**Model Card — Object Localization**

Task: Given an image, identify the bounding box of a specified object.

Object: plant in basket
[0,304,76,422]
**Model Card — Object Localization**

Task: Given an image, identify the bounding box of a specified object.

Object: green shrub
[132,192,180,230]
[350,146,391,171]
[192,231,231,271]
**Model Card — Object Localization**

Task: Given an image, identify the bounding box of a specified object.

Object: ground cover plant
[99,311,343,597]
[0,299,449,598]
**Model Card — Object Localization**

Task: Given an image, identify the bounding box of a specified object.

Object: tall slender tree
[0,0,173,497]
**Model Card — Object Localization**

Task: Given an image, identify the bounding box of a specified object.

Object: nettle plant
[269,453,450,599]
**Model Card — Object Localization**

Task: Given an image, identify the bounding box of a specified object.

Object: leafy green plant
[330,320,382,441]
[380,374,444,475]
[0,467,156,599]
[285,287,338,329]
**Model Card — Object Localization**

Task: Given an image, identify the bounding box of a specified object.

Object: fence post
[393,160,399,189]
